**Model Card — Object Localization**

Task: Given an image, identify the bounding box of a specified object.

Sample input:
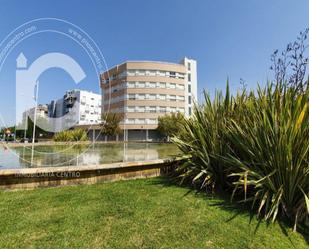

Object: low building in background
[23,104,48,121]
[100,57,197,141]
[48,89,102,129]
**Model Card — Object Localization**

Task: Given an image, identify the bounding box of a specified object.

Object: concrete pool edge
[1,140,172,148]
[0,157,187,190]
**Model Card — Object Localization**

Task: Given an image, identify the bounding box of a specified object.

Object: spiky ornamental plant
[173,80,308,229]
[173,83,247,191]
[53,129,88,142]
[224,82,309,230]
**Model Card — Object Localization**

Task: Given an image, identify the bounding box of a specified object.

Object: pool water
[0,143,180,169]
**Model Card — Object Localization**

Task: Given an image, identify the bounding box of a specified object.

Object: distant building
[22,104,48,121]
[48,89,102,128]
[100,57,197,140]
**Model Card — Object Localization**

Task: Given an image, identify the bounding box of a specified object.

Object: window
[188,73,191,82]
[188,84,191,93]
[178,96,185,101]
[148,70,156,76]
[161,71,167,76]
[148,119,156,124]
[159,106,166,113]
[148,82,156,88]
[127,106,135,112]
[169,95,176,101]
[127,70,135,76]
[177,84,185,90]
[137,82,145,88]
[127,119,135,124]
[188,96,192,104]
[137,70,145,76]
[188,62,191,71]
[138,94,146,100]
[128,94,135,100]
[170,107,176,113]
[169,83,176,89]
[189,107,192,115]
[178,73,185,79]
[148,94,156,100]
[149,106,156,113]
[138,106,145,112]
[159,94,166,100]
[159,82,166,88]
[136,118,145,124]
[169,71,176,78]
[127,82,135,88]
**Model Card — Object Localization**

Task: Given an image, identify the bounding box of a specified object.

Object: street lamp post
[30,81,39,166]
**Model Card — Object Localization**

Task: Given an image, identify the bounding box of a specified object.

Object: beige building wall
[100,59,197,134]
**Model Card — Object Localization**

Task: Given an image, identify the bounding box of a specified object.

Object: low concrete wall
[0,158,184,190]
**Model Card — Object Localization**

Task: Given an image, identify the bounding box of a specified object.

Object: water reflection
[0,143,180,169]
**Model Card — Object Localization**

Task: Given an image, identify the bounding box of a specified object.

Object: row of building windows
[105,81,185,94]
[125,70,185,79]
[125,81,185,90]
[125,106,185,113]
[127,93,184,101]
[103,93,185,104]
[102,69,186,83]
[81,110,100,115]
[80,102,101,109]
[79,117,101,123]
[124,118,158,125]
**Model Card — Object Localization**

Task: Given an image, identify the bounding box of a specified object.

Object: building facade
[48,89,102,129]
[22,104,48,124]
[100,57,197,141]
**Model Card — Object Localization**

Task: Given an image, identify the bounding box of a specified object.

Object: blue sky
[0,0,308,126]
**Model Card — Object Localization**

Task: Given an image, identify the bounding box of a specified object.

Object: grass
[0,178,308,249]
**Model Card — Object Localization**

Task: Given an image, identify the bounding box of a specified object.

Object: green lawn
[0,178,308,249]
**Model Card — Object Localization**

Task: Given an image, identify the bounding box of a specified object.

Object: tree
[157,112,185,140]
[100,113,122,136]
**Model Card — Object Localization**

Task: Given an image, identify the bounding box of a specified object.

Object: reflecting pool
[0,143,180,169]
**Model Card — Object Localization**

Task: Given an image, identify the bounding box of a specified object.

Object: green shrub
[173,82,309,229]
[224,83,309,230]
[53,129,88,142]
[173,84,231,190]
[70,129,88,141]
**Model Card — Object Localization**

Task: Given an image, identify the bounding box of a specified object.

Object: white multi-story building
[48,89,102,128]
[179,57,197,116]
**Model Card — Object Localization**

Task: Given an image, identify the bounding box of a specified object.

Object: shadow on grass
[147,176,309,246]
